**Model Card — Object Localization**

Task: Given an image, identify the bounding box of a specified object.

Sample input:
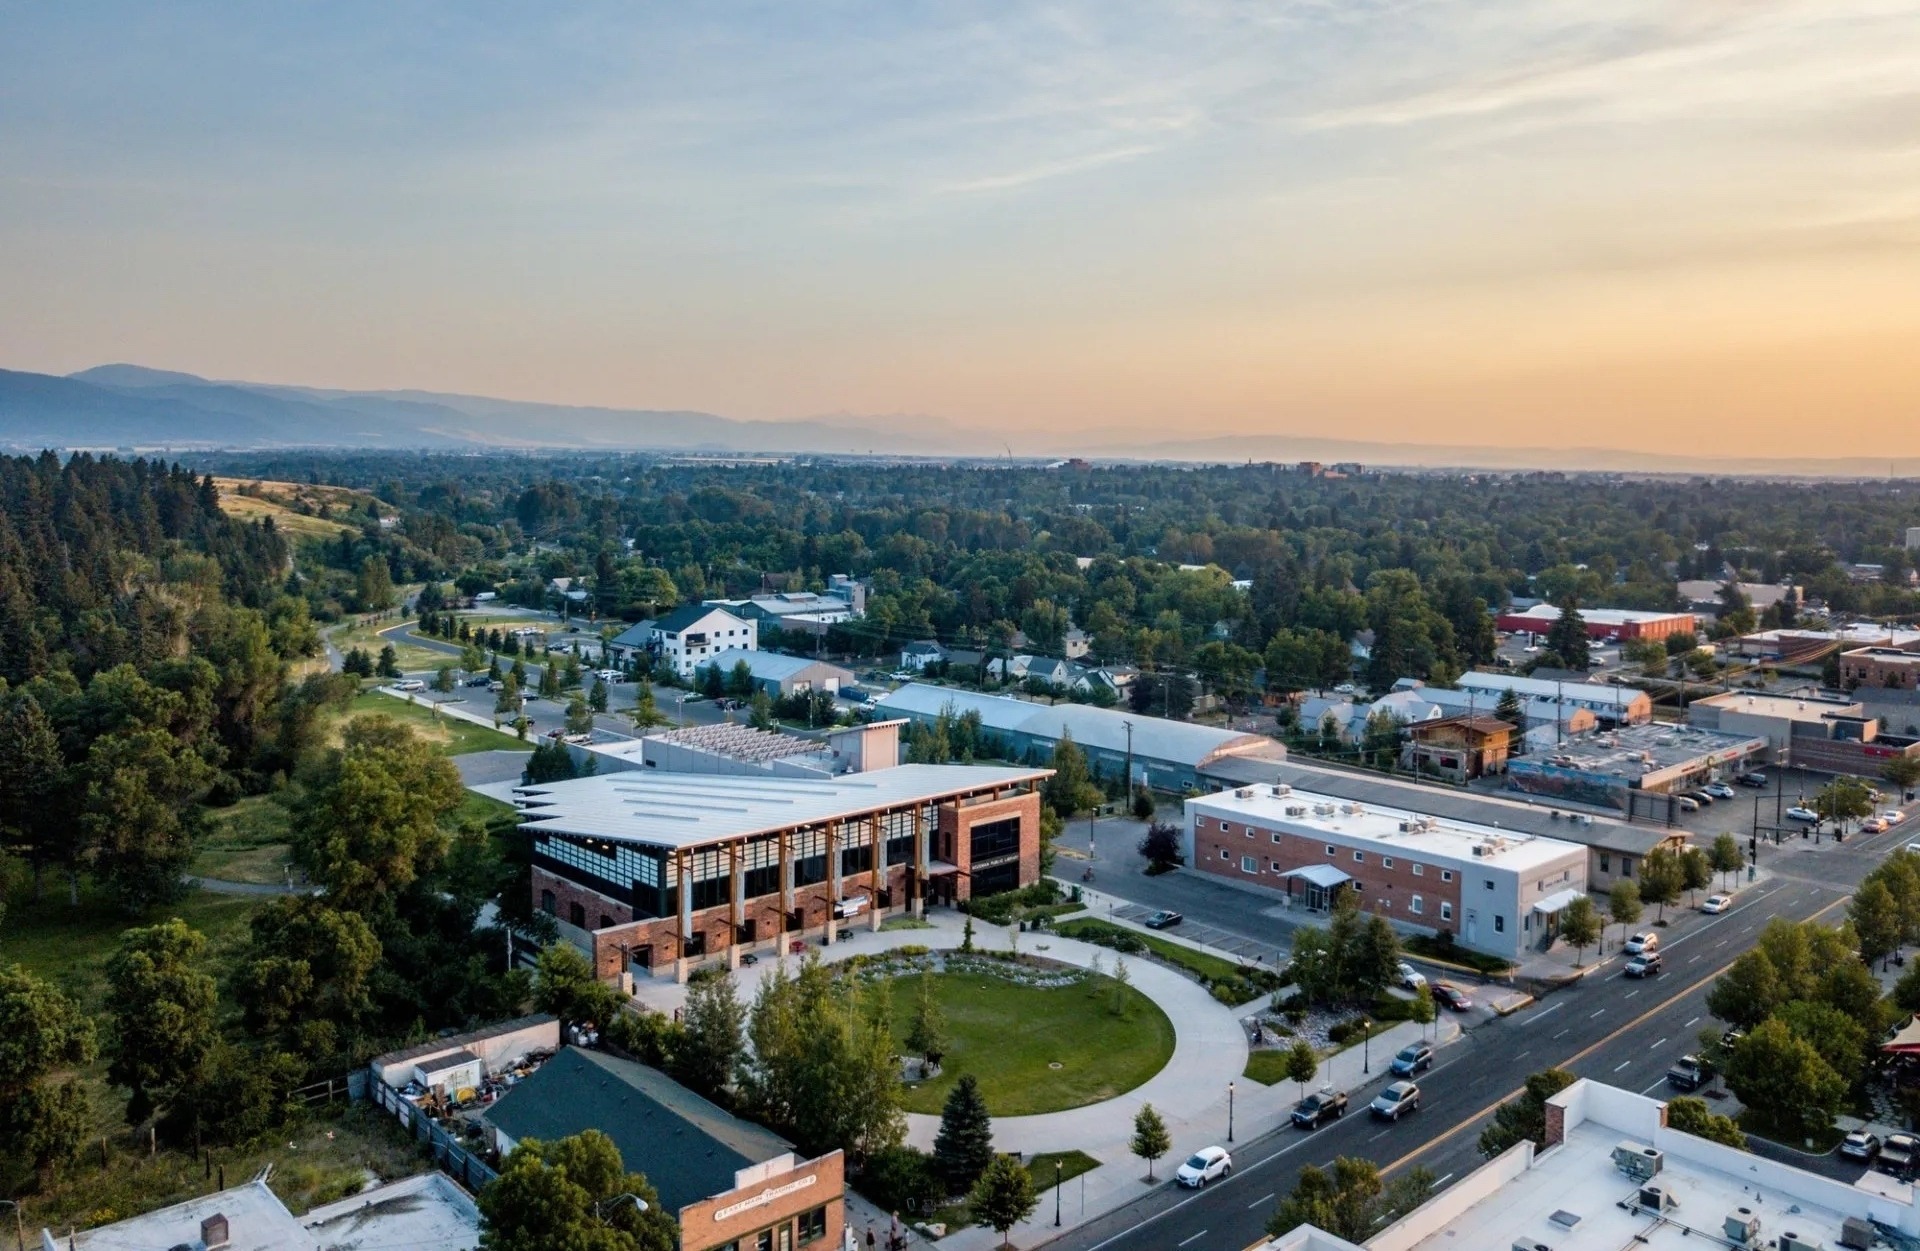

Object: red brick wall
[1189,815,1465,928]
[938,791,1041,901]
[679,1152,844,1251]
[532,865,920,978]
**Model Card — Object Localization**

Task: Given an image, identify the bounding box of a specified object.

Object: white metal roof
[516,762,1048,850]
[1456,672,1648,710]
[1532,887,1582,913]
[696,650,853,682]
[1283,864,1352,888]
[874,683,1283,767]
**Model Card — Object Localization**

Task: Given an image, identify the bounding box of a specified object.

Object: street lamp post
[594,1194,650,1225]
[0,1200,25,1251]
[1054,1159,1063,1226]
[1228,1080,1236,1143]
[1362,1020,1372,1075]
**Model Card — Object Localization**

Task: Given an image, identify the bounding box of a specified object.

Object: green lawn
[192,795,295,885]
[329,615,449,673]
[1026,1150,1101,1187]
[347,688,531,755]
[1243,1049,1298,1086]
[1054,917,1245,983]
[889,971,1173,1116]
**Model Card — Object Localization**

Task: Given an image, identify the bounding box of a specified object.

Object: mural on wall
[1504,762,1626,812]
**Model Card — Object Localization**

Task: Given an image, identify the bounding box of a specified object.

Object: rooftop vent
[1637,1184,1676,1213]
[1779,1234,1824,1251]
[1510,1242,1552,1251]
[1271,784,1292,797]
[1547,1210,1582,1230]
[1724,1207,1762,1245]
[1286,805,1307,817]
[1235,788,1254,799]
[1839,1216,1875,1250]
[1611,1142,1662,1181]
[202,1214,231,1249]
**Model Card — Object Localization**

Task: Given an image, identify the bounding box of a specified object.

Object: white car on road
[1176,1146,1233,1187]
[1700,893,1733,914]
[1397,961,1428,990]
[1785,806,1819,823]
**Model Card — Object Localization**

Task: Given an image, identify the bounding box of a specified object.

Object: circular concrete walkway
[629,909,1254,1156]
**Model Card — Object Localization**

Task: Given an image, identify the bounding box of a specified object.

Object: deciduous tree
[674,973,745,1100]
[1285,1039,1320,1101]
[105,919,219,1127]
[906,973,949,1072]
[1709,833,1746,890]
[1559,895,1602,967]
[0,963,96,1183]
[1131,1103,1171,1180]
[291,714,464,911]
[1638,848,1683,923]
[1724,1019,1846,1140]
[1608,880,1642,951]
[970,1153,1038,1248]
[1666,1096,1747,1149]
[1477,1068,1577,1157]
[478,1129,676,1251]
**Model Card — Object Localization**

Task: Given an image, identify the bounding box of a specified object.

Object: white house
[614,605,758,678]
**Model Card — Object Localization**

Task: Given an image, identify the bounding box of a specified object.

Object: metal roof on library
[515,762,1048,850]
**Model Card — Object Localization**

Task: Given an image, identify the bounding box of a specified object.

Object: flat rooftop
[1693,690,1865,723]
[1188,783,1583,872]
[1530,723,1767,773]
[1456,671,1648,708]
[1503,604,1693,626]
[1397,1116,1858,1251]
[516,762,1047,849]
[1847,646,1920,666]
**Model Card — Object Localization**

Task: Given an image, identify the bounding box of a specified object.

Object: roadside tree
[1638,848,1683,923]
[970,1153,1038,1249]
[1559,895,1602,967]
[1478,1068,1577,1157]
[1709,833,1745,890]
[1679,846,1713,905]
[1607,879,1642,951]
[1131,1103,1172,1180]
[1724,1019,1845,1140]
[1285,1039,1320,1100]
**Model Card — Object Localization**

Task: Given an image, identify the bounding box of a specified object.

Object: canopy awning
[1883,1016,1920,1055]
[925,860,961,877]
[1283,864,1352,889]
[1532,888,1583,914]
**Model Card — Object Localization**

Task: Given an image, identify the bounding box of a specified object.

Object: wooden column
[869,814,884,931]
[779,831,794,945]
[727,840,745,969]
[825,822,841,945]
[675,848,694,984]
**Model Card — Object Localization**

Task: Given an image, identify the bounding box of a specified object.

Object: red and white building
[1496,603,1696,642]
[1184,783,1588,962]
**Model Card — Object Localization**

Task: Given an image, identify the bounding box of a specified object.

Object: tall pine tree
[933,1073,995,1194]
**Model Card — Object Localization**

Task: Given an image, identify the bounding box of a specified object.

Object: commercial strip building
[1260,1076,1920,1251]
[1676,579,1802,617]
[1688,689,1920,775]
[1183,782,1588,960]
[1454,671,1655,726]
[1201,756,1677,894]
[1841,646,1920,691]
[1496,603,1697,642]
[1504,722,1769,818]
[486,1047,844,1251]
[518,759,1050,982]
[1733,623,1920,661]
[872,682,1288,792]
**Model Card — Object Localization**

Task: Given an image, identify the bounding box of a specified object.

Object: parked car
[1176,1146,1233,1187]
[1390,1041,1434,1076]
[1370,1081,1422,1121]
[1625,952,1663,978]
[1701,893,1733,914]
[1675,796,1700,813]
[1737,772,1769,787]
[1665,1055,1711,1091]
[1785,806,1820,823]
[1144,910,1183,930]
[1396,961,1428,990]
[1625,931,1659,955]
[1686,790,1715,806]
[1291,1090,1348,1129]
[1333,682,1356,694]
[1703,782,1737,800]
[1432,982,1473,1012]
[465,674,492,687]
[1842,1130,1882,1161]
[1875,1133,1917,1179]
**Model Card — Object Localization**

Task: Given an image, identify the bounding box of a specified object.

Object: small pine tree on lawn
[934,1074,995,1194]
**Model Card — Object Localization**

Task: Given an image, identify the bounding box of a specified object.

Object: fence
[371,1077,498,1191]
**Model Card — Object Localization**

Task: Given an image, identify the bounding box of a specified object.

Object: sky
[4,1,1920,456]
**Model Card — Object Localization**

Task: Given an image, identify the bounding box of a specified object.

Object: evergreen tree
[729,659,755,697]
[675,973,746,1099]
[934,1073,995,1193]
[906,972,949,1072]
[1043,730,1102,817]
[589,676,610,712]
[1543,596,1590,670]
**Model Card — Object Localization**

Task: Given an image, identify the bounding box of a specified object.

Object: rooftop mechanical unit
[1723,1207,1762,1245]
[1610,1141,1663,1181]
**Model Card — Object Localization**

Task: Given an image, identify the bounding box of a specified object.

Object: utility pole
[1123,720,1134,795]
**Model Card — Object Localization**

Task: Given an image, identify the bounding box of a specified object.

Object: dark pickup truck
[1665,1055,1711,1092]
[1292,1090,1349,1129]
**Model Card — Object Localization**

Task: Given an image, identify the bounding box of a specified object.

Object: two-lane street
[1039,822,1903,1251]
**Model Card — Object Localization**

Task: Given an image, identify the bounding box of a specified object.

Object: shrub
[1210,981,1245,1006]
[897,944,931,958]
[859,1144,943,1216]
[1326,1018,1375,1046]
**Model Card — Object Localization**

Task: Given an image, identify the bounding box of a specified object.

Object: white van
[393,678,426,693]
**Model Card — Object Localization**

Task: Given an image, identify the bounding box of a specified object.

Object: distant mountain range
[0,363,947,455]
[3,362,1917,476]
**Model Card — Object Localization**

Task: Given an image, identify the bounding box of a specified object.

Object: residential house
[645,605,758,679]
[898,640,948,672]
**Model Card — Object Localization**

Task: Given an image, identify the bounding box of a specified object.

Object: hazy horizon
[5,3,1919,455]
